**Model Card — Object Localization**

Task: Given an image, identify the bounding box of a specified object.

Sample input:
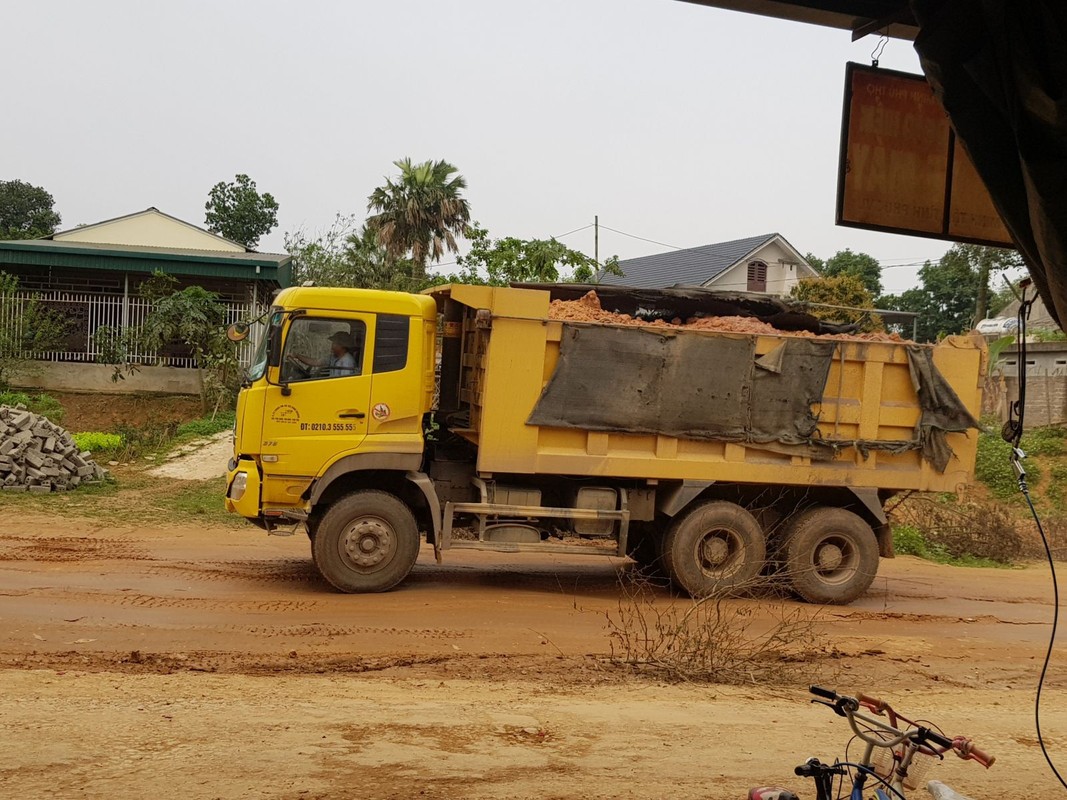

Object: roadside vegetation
[0,390,237,526]
[889,421,1067,568]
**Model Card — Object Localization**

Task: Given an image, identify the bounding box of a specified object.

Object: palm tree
[366,158,471,280]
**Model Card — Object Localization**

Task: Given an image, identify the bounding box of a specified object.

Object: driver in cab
[288,331,358,378]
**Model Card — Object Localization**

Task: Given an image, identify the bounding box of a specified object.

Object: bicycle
[748,686,995,800]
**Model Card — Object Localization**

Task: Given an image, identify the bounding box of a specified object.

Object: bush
[71,432,124,454]
[0,390,64,423]
[114,420,181,460]
[602,572,825,684]
[975,428,1040,499]
[892,497,1023,565]
[1022,426,1067,457]
[892,525,950,561]
[176,411,235,440]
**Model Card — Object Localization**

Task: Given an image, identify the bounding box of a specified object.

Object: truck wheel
[662,501,766,597]
[312,490,420,593]
[781,507,878,605]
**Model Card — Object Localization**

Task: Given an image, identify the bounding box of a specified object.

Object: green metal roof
[0,239,293,287]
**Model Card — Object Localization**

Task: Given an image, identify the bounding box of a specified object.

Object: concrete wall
[983,342,1067,428]
[54,210,244,252]
[13,362,202,396]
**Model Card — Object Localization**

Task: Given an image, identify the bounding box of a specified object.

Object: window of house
[747,260,768,292]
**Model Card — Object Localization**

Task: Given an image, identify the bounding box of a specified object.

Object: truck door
[261,312,374,483]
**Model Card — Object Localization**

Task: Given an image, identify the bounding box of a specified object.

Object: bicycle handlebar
[808,686,995,768]
[856,691,889,713]
[953,738,996,769]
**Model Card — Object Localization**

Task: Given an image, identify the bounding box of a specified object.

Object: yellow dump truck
[225,282,984,604]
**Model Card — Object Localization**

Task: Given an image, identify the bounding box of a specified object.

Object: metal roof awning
[678,1,1067,332]
[0,239,293,287]
[678,0,917,40]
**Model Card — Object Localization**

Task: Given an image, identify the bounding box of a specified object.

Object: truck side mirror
[226,322,251,343]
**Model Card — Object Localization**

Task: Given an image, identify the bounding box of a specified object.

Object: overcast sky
[4,0,952,293]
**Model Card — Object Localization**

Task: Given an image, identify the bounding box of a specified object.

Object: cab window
[281,318,366,382]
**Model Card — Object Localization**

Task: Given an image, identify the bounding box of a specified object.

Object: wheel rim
[339,516,396,572]
[809,534,859,585]
[696,527,746,578]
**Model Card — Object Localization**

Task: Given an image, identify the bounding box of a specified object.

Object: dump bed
[435,283,984,494]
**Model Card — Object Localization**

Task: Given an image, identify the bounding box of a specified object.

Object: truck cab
[226,286,439,590]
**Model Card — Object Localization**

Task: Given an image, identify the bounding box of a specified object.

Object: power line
[553,224,593,240]
[595,223,683,251]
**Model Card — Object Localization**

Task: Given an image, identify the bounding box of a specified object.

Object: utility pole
[594,215,599,267]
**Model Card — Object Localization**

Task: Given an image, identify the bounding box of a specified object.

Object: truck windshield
[247,311,282,382]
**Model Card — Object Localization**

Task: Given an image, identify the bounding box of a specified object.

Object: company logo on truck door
[371,403,391,421]
[271,405,300,424]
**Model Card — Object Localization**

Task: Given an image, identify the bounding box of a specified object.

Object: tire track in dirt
[235,624,472,639]
[0,535,151,562]
[107,594,321,613]
[145,559,320,584]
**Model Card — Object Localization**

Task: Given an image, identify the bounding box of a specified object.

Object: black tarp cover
[527,324,838,448]
[911,0,1067,329]
[527,324,980,472]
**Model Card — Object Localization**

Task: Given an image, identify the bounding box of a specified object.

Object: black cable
[553,223,593,240]
[1005,282,1067,792]
[594,223,683,251]
[1020,482,1067,791]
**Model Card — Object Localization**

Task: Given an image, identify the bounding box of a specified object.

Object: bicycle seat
[927,780,976,800]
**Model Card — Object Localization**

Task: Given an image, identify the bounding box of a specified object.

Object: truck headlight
[229,472,248,502]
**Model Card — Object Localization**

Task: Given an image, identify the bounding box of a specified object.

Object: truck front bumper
[225,458,262,518]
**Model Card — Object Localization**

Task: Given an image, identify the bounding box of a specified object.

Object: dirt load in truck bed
[548,290,907,343]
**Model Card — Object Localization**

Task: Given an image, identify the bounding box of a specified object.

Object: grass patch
[892,524,1010,568]
[976,428,1041,499]
[156,477,232,525]
[1046,464,1067,514]
[0,471,242,528]
[0,390,65,423]
[175,411,235,442]
[71,431,124,455]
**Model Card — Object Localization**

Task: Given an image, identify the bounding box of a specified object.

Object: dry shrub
[603,573,828,685]
[1032,516,1067,561]
[893,496,1026,564]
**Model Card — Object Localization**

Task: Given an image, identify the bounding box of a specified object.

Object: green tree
[456,223,621,286]
[285,216,422,291]
[204,173,279,249]
[96,273,236,413]
[879,244,1024,341]
[804,252,825,273]
[789,275,882,332]
[808,249,883,297]
[881,249,978,342]
[0,179,61,240]
[366,158,471,281]
[285,214,361,287]
[0,272,70,389]
[955,244,1024,323]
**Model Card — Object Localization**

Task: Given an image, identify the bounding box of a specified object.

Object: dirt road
[1,515,1064,799]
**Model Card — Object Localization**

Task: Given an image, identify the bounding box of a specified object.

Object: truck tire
[781,507,878,605]
[312,490,420,593]
[662,501,766,597]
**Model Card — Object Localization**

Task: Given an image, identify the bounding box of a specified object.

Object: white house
[0,208,291,395]
[601,232,819,295]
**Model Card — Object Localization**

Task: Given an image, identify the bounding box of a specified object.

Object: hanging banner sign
[837,62,1013,248]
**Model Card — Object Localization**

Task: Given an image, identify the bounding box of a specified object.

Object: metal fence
[1,290,267,369]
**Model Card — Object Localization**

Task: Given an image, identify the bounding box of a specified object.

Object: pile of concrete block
[0,405,108,493]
